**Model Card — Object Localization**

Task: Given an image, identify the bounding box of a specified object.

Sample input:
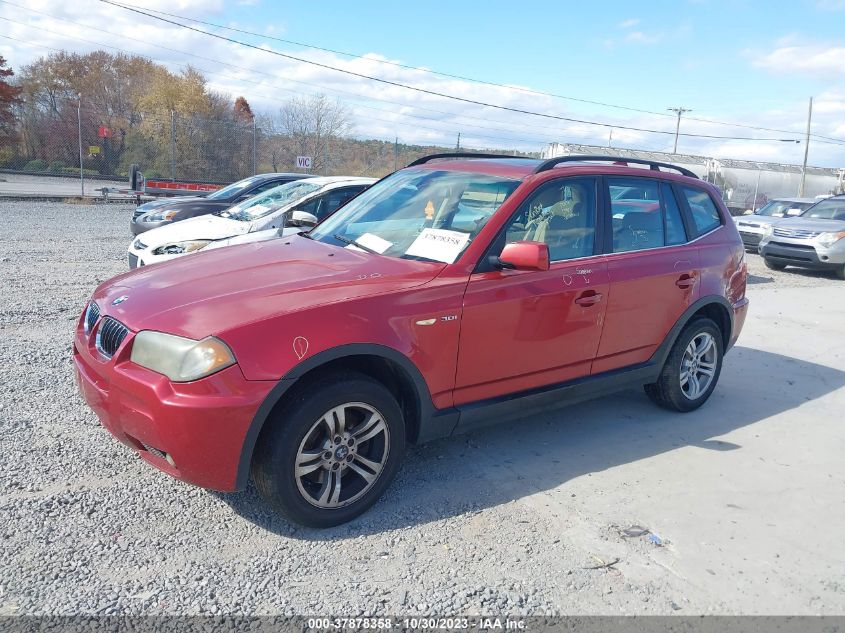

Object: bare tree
[276,94,352,173]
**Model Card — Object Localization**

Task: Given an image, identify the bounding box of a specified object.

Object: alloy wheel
[294,402,390,509]
[679,332,718,400]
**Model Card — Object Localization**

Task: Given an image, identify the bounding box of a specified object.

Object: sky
[1,0,844,168]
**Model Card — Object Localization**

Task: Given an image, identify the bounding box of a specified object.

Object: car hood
[137,196,204,212]
[137,214,250,248]
[735,215,781,227]
[203,227,298,251]
[96,235,446,338]
[774,217,845,233]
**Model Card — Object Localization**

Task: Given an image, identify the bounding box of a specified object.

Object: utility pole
[393,136,398,172]
[799,97,813,197]
[252,117,257,176]
[170,109,176,181]
[667,107,692,154]
[608,129,613,149]
[456,132,461,150]
[76,93,84,197]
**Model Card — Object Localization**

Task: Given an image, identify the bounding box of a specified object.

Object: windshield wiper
[333,233,378,254]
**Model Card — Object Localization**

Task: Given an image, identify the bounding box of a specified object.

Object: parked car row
[734,194,845,279]
[76,153,749,527]
[128,175,375,268]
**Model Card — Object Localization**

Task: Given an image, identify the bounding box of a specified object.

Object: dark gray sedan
[130,173,312,235]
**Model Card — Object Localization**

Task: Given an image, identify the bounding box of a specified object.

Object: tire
[644,318,724,412]
[764,258,786,271]
[252,372,405,528]
[836,265,845,281]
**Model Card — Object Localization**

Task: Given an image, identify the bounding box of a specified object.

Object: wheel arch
[235,344,441,490]
[653,295,734,371]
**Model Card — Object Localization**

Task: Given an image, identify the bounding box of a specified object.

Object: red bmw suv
[74,154,748,527]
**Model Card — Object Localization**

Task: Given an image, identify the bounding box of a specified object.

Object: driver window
[500,178,596,262]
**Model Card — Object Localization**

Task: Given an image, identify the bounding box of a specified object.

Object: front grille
[141,442,167,460]
[769,241,815,251]
[84,302,100,334]
[95,317,130,359]
[128,253,138,269]
[773,227,821,239]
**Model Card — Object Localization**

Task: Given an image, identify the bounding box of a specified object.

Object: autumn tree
[0,56,21,145]
[233,96,254,123]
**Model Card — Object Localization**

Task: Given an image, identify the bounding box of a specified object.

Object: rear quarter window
[680,186,722,236]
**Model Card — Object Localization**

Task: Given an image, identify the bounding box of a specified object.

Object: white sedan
[127,176,374,268]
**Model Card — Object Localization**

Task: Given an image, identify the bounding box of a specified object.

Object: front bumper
[760,240,845,269]
[73,318,275,491]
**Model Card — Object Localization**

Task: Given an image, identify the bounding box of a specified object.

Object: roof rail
[533,155,699,179]
[406,152,525,167]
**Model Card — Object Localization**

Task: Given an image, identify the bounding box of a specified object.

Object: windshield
[801,198,845,221]
[756,200,812,217]
[206,176,265,200]
[218,181,323,222]
[310,169,520,263]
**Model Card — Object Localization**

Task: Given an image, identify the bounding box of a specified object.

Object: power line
[4,2,844,149]
[93,0,811,144]
[0,32,556,149]
[92,0,845,144]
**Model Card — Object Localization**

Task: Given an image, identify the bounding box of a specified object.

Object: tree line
[0,51,535,183]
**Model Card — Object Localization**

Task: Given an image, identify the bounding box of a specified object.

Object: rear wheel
[836,265,845,281]
[252,373,405,527]
[764,258,786,271]
[645,318,724,412]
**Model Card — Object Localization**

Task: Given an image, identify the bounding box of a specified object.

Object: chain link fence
[2,102,257,186]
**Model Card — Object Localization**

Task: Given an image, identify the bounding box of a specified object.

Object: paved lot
[1,201,843,615]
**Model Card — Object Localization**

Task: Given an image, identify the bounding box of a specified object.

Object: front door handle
[676,273,696,289]
[574,291,603,306]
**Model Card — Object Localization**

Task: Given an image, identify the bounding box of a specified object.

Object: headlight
[762,224,775,237]
[152,240,211,256]
[130,331,236,382]
[143,210,178,222]
[816,230,845,248]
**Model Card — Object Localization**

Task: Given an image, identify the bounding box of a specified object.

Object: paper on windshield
[405,228,470,264]
[247,204,269,215]
[345,232,392,254]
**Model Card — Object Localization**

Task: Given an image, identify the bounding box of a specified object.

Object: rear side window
[680,186,722,236]
[608,178,688,253]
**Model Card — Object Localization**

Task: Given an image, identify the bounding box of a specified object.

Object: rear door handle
[676,274,696,289]
[574,292,603,306]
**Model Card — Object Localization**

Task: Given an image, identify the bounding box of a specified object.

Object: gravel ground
[1,201,844,616]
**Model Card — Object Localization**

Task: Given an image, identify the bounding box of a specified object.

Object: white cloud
[618,18,640,29]
[625,31,659,45]
[752,43,845,78]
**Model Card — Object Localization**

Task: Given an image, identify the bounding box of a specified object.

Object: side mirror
[287,210,319,228]
[496,241,550,272]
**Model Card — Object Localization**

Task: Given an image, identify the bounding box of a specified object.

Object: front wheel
[252,373,406,527]
[645,318,724,412]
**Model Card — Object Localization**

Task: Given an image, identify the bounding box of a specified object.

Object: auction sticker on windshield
[405,228,470,263]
